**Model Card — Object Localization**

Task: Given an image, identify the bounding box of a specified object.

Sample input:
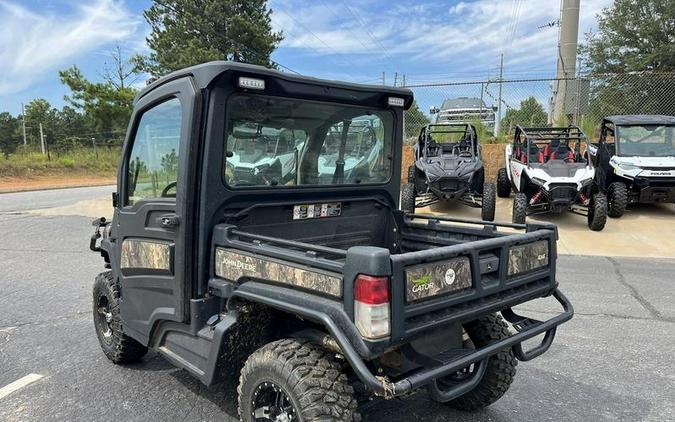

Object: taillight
[354,275,390,339]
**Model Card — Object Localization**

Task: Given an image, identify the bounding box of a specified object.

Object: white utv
[588,115,675,217]
[497,125,607,231]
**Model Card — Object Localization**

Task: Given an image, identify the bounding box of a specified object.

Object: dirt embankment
[0,173,116,193]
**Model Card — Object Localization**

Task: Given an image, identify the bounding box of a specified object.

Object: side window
[126,98,182,205]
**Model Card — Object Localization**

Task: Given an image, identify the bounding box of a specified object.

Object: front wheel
[512,193,527,224]
[496,168,511,198]
[401,182,416,213]
[607,182,628,218]
[481,182,496,221]
[93,271,147,364]
[588,192,608,231]
[238,339,359,422]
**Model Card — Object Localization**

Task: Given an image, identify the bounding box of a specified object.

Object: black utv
[588,115,675,217]
[401,123,496,221]
[90,61,572,421]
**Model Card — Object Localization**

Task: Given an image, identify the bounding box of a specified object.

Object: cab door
[112,77,199,344]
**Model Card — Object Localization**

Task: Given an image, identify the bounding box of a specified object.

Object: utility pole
[402,74,406,87]
[552,0,580,124]
[381,71,386,86]
[394,72,398,87]
[21,103,27,146]
[495,53,504,136]
[39,123,45,154]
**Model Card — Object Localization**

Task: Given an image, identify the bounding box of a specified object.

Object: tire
[588,192,608,231]
[238,339,359,422]
[407,165,416,184]
[496,168,511,198]
[93,271,147,364]
[481,182,496,222]
[607,182,628,218]
[401,182,416,213]
[512,193,527,224]
[442,314,517,411]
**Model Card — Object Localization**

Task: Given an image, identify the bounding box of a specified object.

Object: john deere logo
[412,275,433,293]
[444,268,456,286]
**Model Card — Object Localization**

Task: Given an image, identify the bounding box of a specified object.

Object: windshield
[224,94,393,187]
[617,125,675,157]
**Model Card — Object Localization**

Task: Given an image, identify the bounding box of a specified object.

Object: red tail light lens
[354,275,390,305]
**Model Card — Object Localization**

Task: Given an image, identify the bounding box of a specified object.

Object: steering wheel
[161,181,177,197]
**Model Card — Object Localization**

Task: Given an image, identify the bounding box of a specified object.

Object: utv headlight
[508,240,549,276]
[531,177,547,186]
[617,162,640,171]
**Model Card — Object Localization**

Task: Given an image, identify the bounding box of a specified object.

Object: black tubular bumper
[231,287,573,398]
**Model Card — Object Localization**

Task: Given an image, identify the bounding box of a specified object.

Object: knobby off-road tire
[93,271,147,364]
[607,182,628,218]
[588,192,608,231]
[512,193,527,224]
[401,182,416,214]
[238,339,359,422]
[496,168,511,198]
[443,314,517,411]
[481,182,496,222]
[407,165,416,184]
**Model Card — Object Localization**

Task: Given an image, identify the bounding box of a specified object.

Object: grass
[0,148,120,178]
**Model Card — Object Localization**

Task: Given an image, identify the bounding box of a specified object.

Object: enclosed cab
[588,115,675,217]
[90,62,572,421]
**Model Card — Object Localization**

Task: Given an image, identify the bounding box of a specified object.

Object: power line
[339,0,394,62]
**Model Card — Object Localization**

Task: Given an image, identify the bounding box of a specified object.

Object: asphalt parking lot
[1,186,674,421]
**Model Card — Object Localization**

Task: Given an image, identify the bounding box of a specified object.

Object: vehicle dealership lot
[1,187,674,421]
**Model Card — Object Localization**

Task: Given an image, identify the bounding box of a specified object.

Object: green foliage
[579,0,675,73]
[500,97,548,134]
[0,112,21,158]
[134,0,284,77]
[59,66,136,135]
[0,148,120,178]
[404,101,430,138]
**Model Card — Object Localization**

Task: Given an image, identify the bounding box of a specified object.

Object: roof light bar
[238,77,265,90]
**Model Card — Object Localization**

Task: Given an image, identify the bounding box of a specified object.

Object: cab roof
[604,115,675,125]
[136,61,414,108]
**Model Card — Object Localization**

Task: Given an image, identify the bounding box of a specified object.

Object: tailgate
[389,214,557,342]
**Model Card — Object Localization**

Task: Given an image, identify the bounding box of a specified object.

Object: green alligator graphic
[412,274,432,286]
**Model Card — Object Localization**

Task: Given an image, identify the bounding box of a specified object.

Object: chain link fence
[403,72,675,143]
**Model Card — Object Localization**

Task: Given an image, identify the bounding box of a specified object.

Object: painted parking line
[0,374,44,399]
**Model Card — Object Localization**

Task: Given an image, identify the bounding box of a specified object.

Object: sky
[0,0,613,116]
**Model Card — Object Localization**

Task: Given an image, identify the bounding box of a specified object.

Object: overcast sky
[0,0,612,115]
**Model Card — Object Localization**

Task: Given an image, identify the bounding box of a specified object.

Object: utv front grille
[439,179,467,191]
[549,184,577,201]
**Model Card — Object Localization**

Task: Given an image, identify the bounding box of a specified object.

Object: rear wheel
[512,193,527,224]
[481,182,496,221]
[496,168,511,198]
[238,339,359,422]
[607,182,628,218]
[440,314,517,410]
[93,271,147,364]
[401,183,416,213]
[588,192,608,231]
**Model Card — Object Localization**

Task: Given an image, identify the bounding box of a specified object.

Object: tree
[59,66,136,136]
[579,0,675,119]
[500,97,547,133]
[101,45,141,90]
[405,101,430,138]
[134,0,284,77]
[0,112,20,158]
[579,0,675,73]
[24,99,58,150]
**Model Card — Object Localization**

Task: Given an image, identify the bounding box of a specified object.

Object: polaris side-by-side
[401,123,496,221]
[89,62,572,421]
[497,125,608,231]
[588,115,675,217]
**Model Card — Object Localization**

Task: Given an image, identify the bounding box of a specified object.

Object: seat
[527,144,544,163]
[543,139,560,160]
[549,144,574,161]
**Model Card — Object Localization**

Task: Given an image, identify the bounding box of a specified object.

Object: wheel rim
[251,381,296,422]
[95,295,114,343]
